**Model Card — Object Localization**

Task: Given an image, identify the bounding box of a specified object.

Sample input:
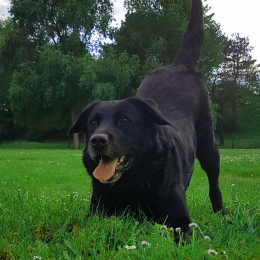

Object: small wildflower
[160,225,168,230]
[175,227,181,233]
[231,184,235,187]
[204,236,211,241]
[207,249,218,255]
[33,257,42,260]
[9,244,12,247]
[189,222,198,229]
[222,251,228,259]
[125,245,137,250]
[141,241,151,248]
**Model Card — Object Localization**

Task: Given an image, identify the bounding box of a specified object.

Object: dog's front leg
[166,188,192,243]
[156,146,192,242]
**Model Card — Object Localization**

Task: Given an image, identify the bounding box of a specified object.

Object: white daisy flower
[175,227,181,233]
[189,222,198,229]
[141,241,151,247]
[125,245,137,250]
[204,236,211,241]
[207,249,218,255]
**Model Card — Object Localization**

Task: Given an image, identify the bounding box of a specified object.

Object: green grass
[0,148,260,259]
[0,141,84,150]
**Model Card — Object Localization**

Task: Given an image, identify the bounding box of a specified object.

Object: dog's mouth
[93,154,133,184]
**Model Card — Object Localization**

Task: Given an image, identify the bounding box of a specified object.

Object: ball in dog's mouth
[93,154,132,184]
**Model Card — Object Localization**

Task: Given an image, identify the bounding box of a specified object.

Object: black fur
[69,0,224,241]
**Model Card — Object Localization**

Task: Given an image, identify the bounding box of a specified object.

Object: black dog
[68,0,224,240]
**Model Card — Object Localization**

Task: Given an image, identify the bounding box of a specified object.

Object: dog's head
[68,98,170,184]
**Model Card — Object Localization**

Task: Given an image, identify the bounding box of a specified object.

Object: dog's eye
[121,117,129,124]
[90,120,97,127]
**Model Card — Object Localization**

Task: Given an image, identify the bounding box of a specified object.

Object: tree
[5,0,114,147]
[7,44,139,146]
[0,17,38,142]
[1,0,140,146]
[236,83,260,134]
[110,0,224,97]
[211,34,260,136]
[10,0,113,47]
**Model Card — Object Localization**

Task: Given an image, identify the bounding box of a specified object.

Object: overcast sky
[1,0,260,63]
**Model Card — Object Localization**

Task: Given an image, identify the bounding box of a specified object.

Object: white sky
[0,0,9,19]
[1,0,260,63]
[206,0,260,64]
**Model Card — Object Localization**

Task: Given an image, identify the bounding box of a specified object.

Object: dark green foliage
[0,106,19,143]
[0,0,139,143]
[112,0,224,91]
[0,0,260,143]
[211,34,260,138]
[10,0,113,45]
[7,46,139,131]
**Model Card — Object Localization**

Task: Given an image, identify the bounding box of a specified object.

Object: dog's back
[137,0,224,217]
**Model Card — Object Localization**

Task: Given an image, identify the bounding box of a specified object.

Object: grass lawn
[0,146,260,259]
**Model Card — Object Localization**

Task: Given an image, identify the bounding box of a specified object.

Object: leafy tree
[0,18,35,109]
[93,46,140,100]
[1,4,140,146]
[111,0,224,97]
[0,18,37,141]
[7,44,139,146]
[236,84,260,134]
[10,0,113,48]
[211,34,260,136]
[5,0,114,147]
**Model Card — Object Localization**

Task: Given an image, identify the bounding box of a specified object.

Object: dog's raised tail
[172,0,204,70]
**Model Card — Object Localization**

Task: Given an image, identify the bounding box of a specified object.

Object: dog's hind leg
[196,130,225,215]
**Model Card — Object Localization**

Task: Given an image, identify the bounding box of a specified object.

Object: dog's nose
[90,134,109,149]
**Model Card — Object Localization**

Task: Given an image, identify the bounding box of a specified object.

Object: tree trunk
[218,120,224,146]
[219,130,224,146]
[72,132,80,149]
[216,117,224,145]
[71,109,80,149]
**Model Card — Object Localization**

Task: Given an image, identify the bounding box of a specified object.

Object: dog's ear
[68,101,100,135]
[126,98,171,126]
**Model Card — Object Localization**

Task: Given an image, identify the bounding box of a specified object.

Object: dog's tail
[172,0,204,70]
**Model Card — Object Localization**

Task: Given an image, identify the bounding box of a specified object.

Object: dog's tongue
[93,156,118,182]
